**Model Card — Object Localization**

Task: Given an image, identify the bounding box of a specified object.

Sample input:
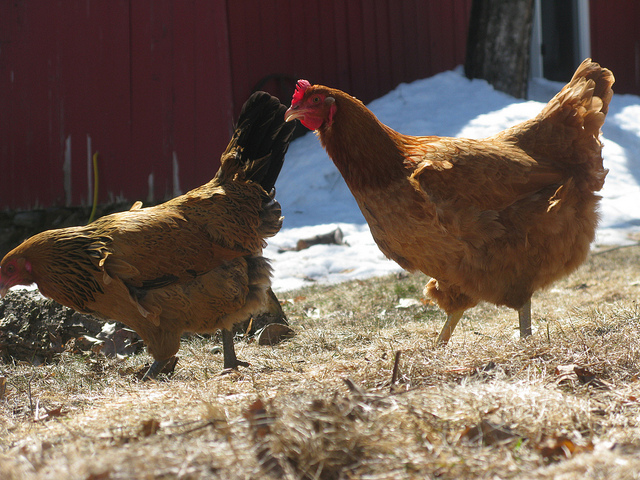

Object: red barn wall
[590,1,640,95]
[0,0,471,210]
[226,0,472,107]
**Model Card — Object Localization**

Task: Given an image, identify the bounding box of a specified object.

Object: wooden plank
[130,0,175,203]
[590,0,640,94]
[343,1,369,101]
[227,1,261,113]
[302,1,325,85]
[401,1,421,81]
[317,0,339,88]
[360,0,379,101]
[330,0,351,89]
[0,0,132,209]
[387,2,408,88]
[374,0,393,94]
[172,0,197,194]
[323,0,343,87]
[0,1,63,208]
[429,1,452,73]
[192,0,234,183]
[453,0,473,65]
[73,0,132,206]
[0,0,477,209]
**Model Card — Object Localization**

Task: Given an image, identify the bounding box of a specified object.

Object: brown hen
[285,59,613,344]
[0,91,295,379]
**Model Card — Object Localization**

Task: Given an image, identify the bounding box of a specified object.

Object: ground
[0,244,639,479]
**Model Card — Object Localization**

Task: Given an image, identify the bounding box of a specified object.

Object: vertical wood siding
[0,0,471,210]
[590,0,640,95]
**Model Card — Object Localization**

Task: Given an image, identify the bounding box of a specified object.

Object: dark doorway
[540,0,578,81]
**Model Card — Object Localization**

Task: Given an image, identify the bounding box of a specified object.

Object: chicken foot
[222,329,250,370]
[142,357,175,381]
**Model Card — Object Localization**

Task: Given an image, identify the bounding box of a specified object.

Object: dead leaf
[573,366,595,383]
[243,399,272,439]
[86,471,111,480]
[34,405,67,422]
[538,435,594,461]
[0,376,6,400]
[460,418,521,446]
[442,366,476,375]
[46,406,65,418]
[242,399,284,476]
[555,364,576,376]
[555,364,609,389]
[140,418,161,437]
[256,323,295,346]
[483,405,500,415]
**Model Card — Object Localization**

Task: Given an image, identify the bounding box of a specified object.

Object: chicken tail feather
[216,91,296,192]
[540,58,614,134]
[503,58,613,192]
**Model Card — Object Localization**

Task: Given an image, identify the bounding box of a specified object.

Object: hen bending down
[285,59,613,344]
[0,91,295,379]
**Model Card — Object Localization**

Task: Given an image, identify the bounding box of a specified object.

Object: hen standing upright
[0,91,295,379]
[285,59,613,344]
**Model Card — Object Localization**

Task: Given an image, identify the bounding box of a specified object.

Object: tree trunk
[465,0,535,99]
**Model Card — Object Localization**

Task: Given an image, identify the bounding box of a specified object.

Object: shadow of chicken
[0,91,295,379]
[285,59,613,344]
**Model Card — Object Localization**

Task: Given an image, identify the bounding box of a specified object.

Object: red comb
[292,79,311,104]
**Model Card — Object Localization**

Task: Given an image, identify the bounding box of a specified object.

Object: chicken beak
[284,105,303,123]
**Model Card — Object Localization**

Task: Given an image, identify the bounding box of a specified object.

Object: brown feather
[292,59,613,338]
[0,91,295,369]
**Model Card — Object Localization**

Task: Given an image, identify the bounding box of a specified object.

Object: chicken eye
[312,96,321,104]
[4,264,15,275]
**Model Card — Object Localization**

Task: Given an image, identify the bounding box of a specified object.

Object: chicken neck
[316,95,410,192]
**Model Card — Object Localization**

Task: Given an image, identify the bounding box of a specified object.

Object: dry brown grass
[1,244,640,479]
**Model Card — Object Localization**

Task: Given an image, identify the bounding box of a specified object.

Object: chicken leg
[141,329,247,380]
[437,299,532,346]
[518,299,532,338]
[436,310,464,346]
[222,329,250,370]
